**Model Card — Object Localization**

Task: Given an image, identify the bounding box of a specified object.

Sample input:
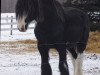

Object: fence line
[1,16,35,35]
[1,17,16,20]
[1,22,17,25]
[1,27,35,31]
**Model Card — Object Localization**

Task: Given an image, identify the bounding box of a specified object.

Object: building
[1,0,17,13]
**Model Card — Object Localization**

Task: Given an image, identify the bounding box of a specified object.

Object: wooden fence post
[6,16,8,23]
[10,16,13,35]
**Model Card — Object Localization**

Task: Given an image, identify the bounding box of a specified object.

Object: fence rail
[1,17,16,20]
[1,16,35,35]
[1,27,35,31]
[1,22,17,25]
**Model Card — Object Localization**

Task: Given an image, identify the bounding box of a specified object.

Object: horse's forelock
[16,0,35,19]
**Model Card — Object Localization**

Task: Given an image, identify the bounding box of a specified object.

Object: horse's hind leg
[38,45,52,75]
[74,43,86,75]
[56,45,69,75]
[68,44,86,75]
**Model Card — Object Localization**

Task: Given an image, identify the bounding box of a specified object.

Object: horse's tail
[81,12,90,44]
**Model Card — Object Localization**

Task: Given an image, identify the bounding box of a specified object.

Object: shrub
[89,22,100,31]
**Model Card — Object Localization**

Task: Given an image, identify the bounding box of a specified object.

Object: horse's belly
[64,27,85,42]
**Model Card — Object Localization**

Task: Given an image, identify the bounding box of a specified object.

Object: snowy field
[0,13,100,75]
[0,47,100,75]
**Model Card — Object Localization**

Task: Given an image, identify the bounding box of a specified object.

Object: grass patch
[0,39,37,54]
[86,31,100,53]
[0,39,37,44]
[0,31,100,53]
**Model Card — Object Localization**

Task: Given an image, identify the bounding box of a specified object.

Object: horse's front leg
[38,45,52,75]
[56,45,69,75]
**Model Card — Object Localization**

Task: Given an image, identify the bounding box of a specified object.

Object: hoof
[59,61,69,75]
[41,63,52,75]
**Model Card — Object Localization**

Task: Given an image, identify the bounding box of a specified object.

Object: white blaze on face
[17,15,26,32]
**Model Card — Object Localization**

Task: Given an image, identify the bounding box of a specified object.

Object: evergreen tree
[63,0,100,31]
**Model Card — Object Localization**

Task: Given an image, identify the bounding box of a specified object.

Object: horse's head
[15,0,37,32]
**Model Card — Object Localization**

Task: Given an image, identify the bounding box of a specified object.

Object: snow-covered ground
[0,13,100,75]
[0,50,100,75]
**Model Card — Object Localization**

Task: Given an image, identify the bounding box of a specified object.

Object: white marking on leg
[74,53,83,75]
[17,15,26,31]
[63,62,68,70]
[67,50,83,75]
[67,51,75,75]
[67,51,75,67]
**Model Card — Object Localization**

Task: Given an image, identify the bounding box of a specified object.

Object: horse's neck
[43,0,58,18]
[38,0,59,22]
[38,0,44,22]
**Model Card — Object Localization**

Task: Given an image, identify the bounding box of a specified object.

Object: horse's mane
[37,0,44,22]
[54,0,65,22]
[56,0,67,4]
[16,0,65,22]
[37,0,65,22]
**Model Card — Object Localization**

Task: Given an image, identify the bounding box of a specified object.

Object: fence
[1,16,35,35]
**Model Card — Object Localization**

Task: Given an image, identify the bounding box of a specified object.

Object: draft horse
[15,0,89,75]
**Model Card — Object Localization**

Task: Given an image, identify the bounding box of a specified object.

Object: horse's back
[63,7,88,26]
[63,7,89,43]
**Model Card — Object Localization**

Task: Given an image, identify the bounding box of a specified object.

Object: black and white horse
[15,0,89,75]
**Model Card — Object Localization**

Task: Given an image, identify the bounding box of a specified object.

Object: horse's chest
[34,23,64,42]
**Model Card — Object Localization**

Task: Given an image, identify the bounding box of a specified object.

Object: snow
[1,13,36,41]
[0,53,41,75]
[0,51,100,75]
[1,33,36,41]
[0,13,100,75]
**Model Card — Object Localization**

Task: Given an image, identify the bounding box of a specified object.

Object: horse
[15,0,89,75]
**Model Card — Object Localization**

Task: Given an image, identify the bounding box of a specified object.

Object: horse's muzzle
[18,27,26,32]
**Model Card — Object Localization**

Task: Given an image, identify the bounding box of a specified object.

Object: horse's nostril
[21,27,24,31]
